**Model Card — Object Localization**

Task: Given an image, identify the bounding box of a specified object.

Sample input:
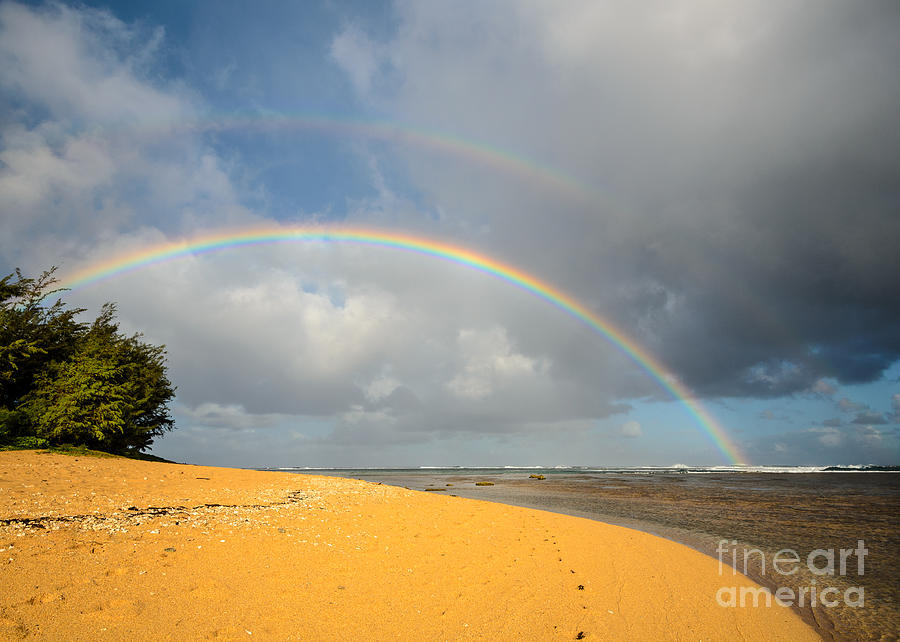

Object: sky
[1,0,898,467]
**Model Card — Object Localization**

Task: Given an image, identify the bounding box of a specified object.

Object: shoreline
[1,451,819,639]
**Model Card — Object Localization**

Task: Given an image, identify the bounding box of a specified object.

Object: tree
[0,268,175,453]
[26,350,131,446]
[0,268,84,411]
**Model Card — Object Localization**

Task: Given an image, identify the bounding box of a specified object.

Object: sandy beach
[367,469,898,641]
[0,451,818,640]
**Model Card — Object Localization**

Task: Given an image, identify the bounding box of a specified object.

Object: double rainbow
[58,225,747,465]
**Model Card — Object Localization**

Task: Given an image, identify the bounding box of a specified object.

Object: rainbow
[112,111,605,208]
[58,225,748,465]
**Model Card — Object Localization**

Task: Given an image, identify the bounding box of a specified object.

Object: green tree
[0,268,175,453]
[0,268,85,414]
[26,351,131,445]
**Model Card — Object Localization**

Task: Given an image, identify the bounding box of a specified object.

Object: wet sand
[0,451,818,640]
[353,471,899,641]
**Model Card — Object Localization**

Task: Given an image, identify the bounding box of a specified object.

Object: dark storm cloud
[689,159,900,394]
[566,1,900,399]
[678,12,896,395]
[605,57,900,398]
[334,0,900,402]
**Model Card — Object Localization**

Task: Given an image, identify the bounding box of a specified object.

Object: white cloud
[363,369,401,403]
[0,1,247,263]
[53,218,631,447]
[852,411,888,426]
[811,379,837,397]
[0,2,185,124]
[815,427,843,448]
[748,424,896,465]
[838,398,867,413]
[619,420,643,439]
[330,25,385,97]
[0,125,114,206]
[446,327,543,401]
[177,403,285,431]
[854,425,883,447]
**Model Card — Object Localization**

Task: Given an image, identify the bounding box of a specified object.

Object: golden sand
[0,451,818,640]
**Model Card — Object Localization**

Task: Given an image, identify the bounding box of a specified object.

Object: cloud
[330,25,386,97]
[446,327,545,401]
[838,398,867,413]
[747,424,896,465]
[619,420,643,439]
[60,236,631,441]
[811,379,837,397]
[0,2,246,265]
[334,0,900,399]
[177,403,286,431]
[814,427,843,448]
[0,2,182,123]
[851,411,888,426]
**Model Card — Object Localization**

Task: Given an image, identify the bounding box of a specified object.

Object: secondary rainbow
[112,111,603,208]
[58,225,748,465]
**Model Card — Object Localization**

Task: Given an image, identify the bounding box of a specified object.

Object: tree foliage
[0,268,175,453]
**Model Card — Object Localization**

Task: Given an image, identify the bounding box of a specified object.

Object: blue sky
[1,1,898,467]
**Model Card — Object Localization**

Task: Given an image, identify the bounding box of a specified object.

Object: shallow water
[277,468,900,641]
